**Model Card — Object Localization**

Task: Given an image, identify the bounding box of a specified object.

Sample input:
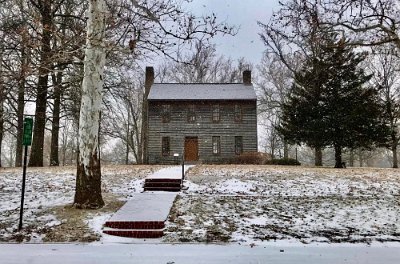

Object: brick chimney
[145,66,154,93]
[243,70,251,85]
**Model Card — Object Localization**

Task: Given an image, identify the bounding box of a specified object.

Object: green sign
[23,117,33,146]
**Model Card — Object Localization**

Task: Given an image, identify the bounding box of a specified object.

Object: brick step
[103,227,163,238]
[144,186,181,192]
[145,178,182,183]
[144,182,181,188]
[105,220,165,229]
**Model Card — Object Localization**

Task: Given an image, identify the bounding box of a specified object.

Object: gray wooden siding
[147,100,257,164]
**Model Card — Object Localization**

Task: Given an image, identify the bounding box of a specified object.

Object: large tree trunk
[0,63,3,168]
[15,73,25,167]
[50,71,62,166]
[140,67,154,164]
[73,0,107,209]
[334,145,344,168]
[15,46,27,167]
[29,0,52,167]
[315,146,323,166]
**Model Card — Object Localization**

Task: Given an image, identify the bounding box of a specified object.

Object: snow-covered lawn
[164,165,400,244]
[0,164,399,245]
[0,165,164,242]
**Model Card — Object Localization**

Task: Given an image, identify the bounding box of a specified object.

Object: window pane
[162,104,170,123]
[212,136,220,155]
[212,105,220,122]
[188,104,196,122]
[162,137,170,156]
[235,136,243,155]
[234,104,242,122]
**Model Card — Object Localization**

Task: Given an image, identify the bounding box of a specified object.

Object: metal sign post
[19,117,33,230]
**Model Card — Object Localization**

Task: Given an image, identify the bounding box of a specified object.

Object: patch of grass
[43,194,124,242]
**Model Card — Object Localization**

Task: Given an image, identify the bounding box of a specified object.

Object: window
[161,104,170,123]
[234,104,242,122]
[212,104,220,122]
[187,104,196,123]
[235,136,243,155]
[162,137,170,156]
[212,136,221,155]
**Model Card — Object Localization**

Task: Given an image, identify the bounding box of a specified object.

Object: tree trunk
[0,66,3,167]
[50,71,62,166]
[392,142,398,169]
[73,0,107,209]
[315,146,322,166]
[270,139,275,160]
[358,149,364,167]
[29,0,52,167]
[140,67,154,164]
[349,149,354,167]
[125,108,130,165]
[283,141,289,159]
[15,47,27,167]
[334,145,344,168]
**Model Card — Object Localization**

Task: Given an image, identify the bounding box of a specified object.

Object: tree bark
[140,67,154,164]
[0,62,3,168]
[73,0,107,209]
[334,145,344,168]
[358,149,364,167]
[125,107,130,165]
[29,0,52,167]
[392,142,398,169]
[283,141,289,159]
[315,146,323,166]
[349,149,354,167]
[15,46,27,167]
[50,71,62,166]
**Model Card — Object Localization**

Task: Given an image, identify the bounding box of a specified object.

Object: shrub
[233,152,271,165]
[266,158,301,166]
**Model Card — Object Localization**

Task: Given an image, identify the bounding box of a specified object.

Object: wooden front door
[184,137,199,161]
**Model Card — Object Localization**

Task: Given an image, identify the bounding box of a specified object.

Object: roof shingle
[147,83,257,101]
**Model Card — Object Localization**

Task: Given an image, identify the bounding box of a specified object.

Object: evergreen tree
[280,38,389,168]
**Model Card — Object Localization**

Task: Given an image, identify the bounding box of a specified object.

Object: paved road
[1,243,399,264]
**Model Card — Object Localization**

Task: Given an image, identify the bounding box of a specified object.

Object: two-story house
[144,67,257,164]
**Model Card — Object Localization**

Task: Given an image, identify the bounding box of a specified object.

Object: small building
[144,67,257,164]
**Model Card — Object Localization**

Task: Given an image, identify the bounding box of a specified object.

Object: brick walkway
[103,192,177,238]
[103,166,194,238]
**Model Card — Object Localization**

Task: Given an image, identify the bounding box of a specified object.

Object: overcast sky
[188,0,281,65]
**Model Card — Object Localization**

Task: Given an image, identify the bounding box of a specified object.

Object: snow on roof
[147,83,257,101]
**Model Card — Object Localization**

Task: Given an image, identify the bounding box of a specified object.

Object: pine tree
[280,37,389,168]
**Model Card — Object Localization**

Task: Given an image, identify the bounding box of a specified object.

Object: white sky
[187,0,281,65]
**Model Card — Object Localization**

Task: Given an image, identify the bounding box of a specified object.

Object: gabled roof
[147,83,257,101]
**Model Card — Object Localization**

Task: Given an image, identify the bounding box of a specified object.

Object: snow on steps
[103,193,177,239]
[103,228,164,238]
[144,178,182,192]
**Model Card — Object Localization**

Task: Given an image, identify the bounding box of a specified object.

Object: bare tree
[319,0,400,49]
[367,45,400,168]
[28,0,54,167]
[158,41,250,83]
[101,66,144,164]
[257,53,296,160]
[73,0,107,208]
